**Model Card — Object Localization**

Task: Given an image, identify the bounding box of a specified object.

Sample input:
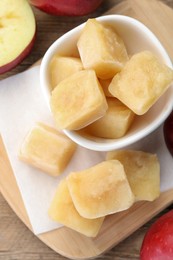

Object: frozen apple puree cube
[109,51,173,115]
[50,70,108,130]
[67,160,134,219]
[50,56,83,89]
[106,150,160,201]
[84,98,135,139]
[77,18,129,79]
[48,179,104,237]
[18,123,76,176]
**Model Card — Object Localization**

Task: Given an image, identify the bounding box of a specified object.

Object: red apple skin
[29,0,103,16]
[0,33,36,75]
[164,111,173,157]
[140,210,173,260]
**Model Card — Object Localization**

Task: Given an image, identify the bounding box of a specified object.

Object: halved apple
[0,0,36,74]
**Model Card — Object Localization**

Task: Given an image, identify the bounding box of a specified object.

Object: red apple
[0,0,36,74]
[140,210,173,260]
[29,0,103,16]
[164,111,173,156]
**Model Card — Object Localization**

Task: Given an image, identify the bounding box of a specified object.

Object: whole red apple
[140,210,173,260]
[0,0,36,74]
[164,111,173,156]
[29,0,103,16]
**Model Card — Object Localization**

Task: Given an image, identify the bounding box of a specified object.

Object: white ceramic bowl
[40,15,173,152]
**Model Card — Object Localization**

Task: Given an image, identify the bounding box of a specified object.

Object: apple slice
[0,0,36,74]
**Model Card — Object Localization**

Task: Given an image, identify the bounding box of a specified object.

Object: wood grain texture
[1,0,173,259]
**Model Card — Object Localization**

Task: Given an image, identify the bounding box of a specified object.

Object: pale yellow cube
[18,123,77,176]
[48,179,104,237]
[77,19,129,79]
[50,70,108,130]
[109,51,173,115]
[106,150,160,201]
[50,56,83,89]
[67,160,134,219]
[84,98,135,139]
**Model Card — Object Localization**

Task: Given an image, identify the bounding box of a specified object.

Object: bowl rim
[40,14,173,152]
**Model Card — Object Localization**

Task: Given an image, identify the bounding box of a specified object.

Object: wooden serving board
[1,0,173,259]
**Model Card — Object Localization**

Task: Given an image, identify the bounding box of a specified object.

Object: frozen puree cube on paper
[109,51,173,115]
[106,150,160,201]
[18,123,77,176]
[67,160,135,219]
[84,98,135,139]
[48,179,104,237]
[77,18,129,79]
[50,70,108,130]
[50,56,83,89]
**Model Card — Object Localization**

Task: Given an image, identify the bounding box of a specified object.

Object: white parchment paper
[0,66,172,235]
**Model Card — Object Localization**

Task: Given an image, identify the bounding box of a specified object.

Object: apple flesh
[0,0,36,74]
[29,0,103,16]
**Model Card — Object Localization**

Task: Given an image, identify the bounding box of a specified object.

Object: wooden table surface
[0,0,173,259]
